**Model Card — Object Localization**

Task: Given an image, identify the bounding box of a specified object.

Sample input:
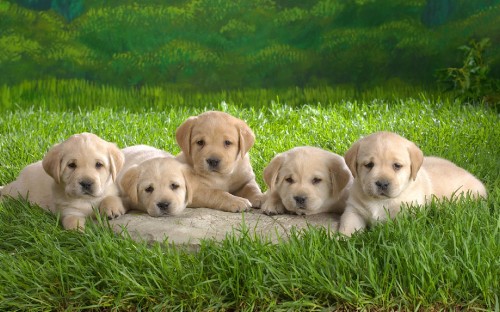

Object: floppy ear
[120,166,140,204]
[408,142,424,181]
[42,143,64,184]
[108,143,124,181]
[237,120,255,159]
[329,155,353,198]
[175,116,196,158]
[182,169,193,205]
[263,153,285,190]
[344,140,360,178]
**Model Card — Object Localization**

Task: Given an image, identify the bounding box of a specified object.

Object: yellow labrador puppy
[339,131,487,236]
[262,146,353,216]
[117,145,192,217]
[0,133,125,230]
[175,111,263,212]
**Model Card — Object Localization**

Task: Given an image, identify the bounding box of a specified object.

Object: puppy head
[42,133,124,198]
[119,157,192,217]
[175,111,255,176]
[264,147,352,215]
[344,131,424,199]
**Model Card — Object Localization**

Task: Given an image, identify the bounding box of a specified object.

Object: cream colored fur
[339,131,487,236]
[175,111,263,212]
[1,133,124,230]
[262,146,353,216]
[117,145,192,217]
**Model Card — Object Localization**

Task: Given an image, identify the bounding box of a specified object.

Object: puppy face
[264,147,352,215]
[120,158,192,217]
[42,133,124,198]
[176,111,254,176]
[344,132,423,199]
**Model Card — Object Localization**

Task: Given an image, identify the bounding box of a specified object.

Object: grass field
[0,80,499,311]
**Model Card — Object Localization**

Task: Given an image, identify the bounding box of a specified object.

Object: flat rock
[109,208,340,248]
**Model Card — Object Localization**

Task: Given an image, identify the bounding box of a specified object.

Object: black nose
[156,201,170,211]
[375,180,390,191]
[293,196,307,206]
[206,158,220,168]
[79,180,93,191]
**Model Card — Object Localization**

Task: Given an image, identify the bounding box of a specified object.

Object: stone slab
[109,208,340,248]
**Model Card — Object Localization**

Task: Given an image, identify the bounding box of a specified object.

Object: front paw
[261,199,286,216]
[249,193,265,208]
[99,196,126,219]
[62,215,86,231]
[338,208,367,237]
[226,197,252,213]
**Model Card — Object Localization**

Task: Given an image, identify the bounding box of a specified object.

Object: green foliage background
[1,0,500,90]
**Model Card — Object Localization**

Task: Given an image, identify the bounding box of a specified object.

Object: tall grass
[0,78,435,112]
[0,80,499,310]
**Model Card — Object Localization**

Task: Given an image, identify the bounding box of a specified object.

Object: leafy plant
[13,0,84,21]
[438,38,500,106]
[2,0,500,90]
[51,0,84,22]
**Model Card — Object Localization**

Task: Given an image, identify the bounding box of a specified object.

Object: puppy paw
[62,215,86,231]
[226,197,252,213]
[249,193,265,208]
[101,205,126,219]
[99,196,126,219]
[261,201,286,215]
[338,209,367,237]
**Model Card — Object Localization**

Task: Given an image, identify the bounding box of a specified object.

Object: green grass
[0,80,499,310]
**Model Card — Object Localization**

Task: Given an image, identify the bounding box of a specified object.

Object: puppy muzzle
[293,195,307,209]
[156,201,171,212]
[78,179,96,196]
[205,157,220,170]
[374,179,391,197]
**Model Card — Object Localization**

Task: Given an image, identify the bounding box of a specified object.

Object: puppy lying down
[262,146,353,216]
[339,131,487,236]
[117,145,192,217]
[175,111,263,212]
[0,133,125,230]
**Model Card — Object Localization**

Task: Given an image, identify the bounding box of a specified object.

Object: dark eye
[364,162,374,169]
[95,162,104,169]
[68,162,77,169]
[393,163,403,171]
[170,183,179,190]
[145,186,154,193]
[285,177,295,184]
[312,177,322,185]
[224,140,232,147]
[196,140,205,147]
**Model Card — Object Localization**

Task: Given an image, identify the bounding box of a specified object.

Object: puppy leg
[62,215,86,231]
[191,187,252,212]
[99,195,126,219]
[234,180,264,208]
[338,208,367,237]
[261,190,286,215]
